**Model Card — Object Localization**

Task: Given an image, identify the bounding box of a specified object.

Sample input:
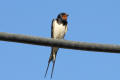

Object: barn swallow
[44,13,68,78]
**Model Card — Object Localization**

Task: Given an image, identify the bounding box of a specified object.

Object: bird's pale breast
[53,20,66,39]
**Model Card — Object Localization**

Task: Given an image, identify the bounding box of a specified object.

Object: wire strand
[0,32,120,53]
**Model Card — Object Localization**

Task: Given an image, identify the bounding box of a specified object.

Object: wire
[0,32,120,53]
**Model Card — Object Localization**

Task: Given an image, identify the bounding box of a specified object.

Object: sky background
[0,0,120,80]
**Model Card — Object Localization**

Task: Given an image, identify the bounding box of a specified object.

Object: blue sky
[0,0,120,80]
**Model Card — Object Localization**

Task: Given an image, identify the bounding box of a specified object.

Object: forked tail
[44,47,59,78]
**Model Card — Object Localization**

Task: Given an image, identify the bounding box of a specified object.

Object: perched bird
[44,13,68,78]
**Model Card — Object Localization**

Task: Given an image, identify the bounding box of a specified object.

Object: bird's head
[57,12,69,21]
[57,13,69,25]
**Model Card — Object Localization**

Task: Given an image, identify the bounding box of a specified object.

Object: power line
[0,32,120,53]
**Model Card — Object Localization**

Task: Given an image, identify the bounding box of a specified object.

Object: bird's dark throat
[57,19,67,26]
